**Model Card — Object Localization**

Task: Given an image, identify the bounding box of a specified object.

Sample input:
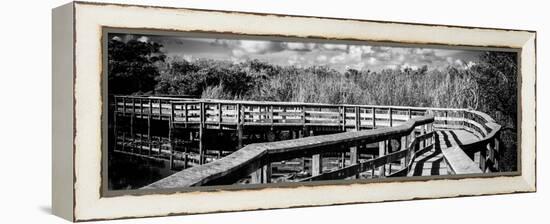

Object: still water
[108,151,177,190]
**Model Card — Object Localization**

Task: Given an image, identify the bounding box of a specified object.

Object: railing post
[122,97,126,116]
[378,140,386,177]
[372,107,376,128]
[169,103,174,170]
[408,109,412,119]
[401,135,408,170]
[341,106,346,131]
[301,105,306,126]
[420,125,427,148]
[113,97,118,152]
[270,105,274,126]
[130,98,135,151]
[237,104,243,149]
[218,103,223,129]
[199,102,205,165]
[184,103,188,124]
[355,106,360,131]
[148,99,152,155]
[158,99,162,119]
[444,111,448,126]
[389,108,393,127]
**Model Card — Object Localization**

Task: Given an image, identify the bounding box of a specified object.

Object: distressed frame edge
[69,2,537,221]
[52,2,76,222]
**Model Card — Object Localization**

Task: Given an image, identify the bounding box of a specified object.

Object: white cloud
[285,42,316,51]
[316,55,328,62]
[321,43,348,51]
[238,40,283,54]
[368,57,377,65]
[329,53,347,64]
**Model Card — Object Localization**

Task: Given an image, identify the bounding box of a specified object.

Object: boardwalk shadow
[440,130,452,148]
[447,130,464,146]
[412,132,442,176]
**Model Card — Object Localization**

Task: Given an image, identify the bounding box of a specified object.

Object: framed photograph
[52,1,536,221]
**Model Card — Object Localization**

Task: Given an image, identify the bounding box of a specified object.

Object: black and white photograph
[106,31,519,191]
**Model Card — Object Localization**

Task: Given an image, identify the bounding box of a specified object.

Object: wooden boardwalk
[408,130,478,176]
[109,96,504,189]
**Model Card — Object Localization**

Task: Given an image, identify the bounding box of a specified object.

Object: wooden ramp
[408,129,479,176]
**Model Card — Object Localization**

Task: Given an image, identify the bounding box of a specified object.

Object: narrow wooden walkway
[408,129,479,176]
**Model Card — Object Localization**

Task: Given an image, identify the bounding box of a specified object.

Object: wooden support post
[341,106,346,131]
[378,141,386,177]
[350,144,359,179]
[122,97,126,116]
[250,167,262,184]
[401,136,407,169]
[113,110,118,152]
[262,163,272,184]
[486,143,494,172]
[169,103,174,170]
[372,107,376,128]
[158,99,162,119]
[408,109,412,119]
[389,108,393,127]
[148,99,152,155]
[387,139,392,176]
[340,152,346,168]
[312,154,323,176]
[480,147,487,172]
[184,131,192,169]
[236,104,243,149]
[270,105,274,126]
[121,132,126,151]
[494,137,500,171]
[301,105,306,126]
[420,125,427,148]
[129,98,135,152]
[184,103,188,124]
[355,107,361,131]
[138,99,143,152]
[199,102,205,165]
[218,103,223,129]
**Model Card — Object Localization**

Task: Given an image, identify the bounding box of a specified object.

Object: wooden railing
[111,96,503,188]
[113,95,429,130]
[431,109,502,173]
[142,115,435,189]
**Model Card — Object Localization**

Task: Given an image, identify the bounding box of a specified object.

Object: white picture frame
[52,1,536,221]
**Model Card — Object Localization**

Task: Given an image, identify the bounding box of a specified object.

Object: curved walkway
[408,129,479,176]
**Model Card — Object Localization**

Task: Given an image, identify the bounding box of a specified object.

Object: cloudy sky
[112,33,482,72]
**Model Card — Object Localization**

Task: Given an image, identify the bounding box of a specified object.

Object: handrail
[111,95,504,183]
[301,131,434,181]
[143,115,435,189]
[441,146,482,174]
[435,109,502,173]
